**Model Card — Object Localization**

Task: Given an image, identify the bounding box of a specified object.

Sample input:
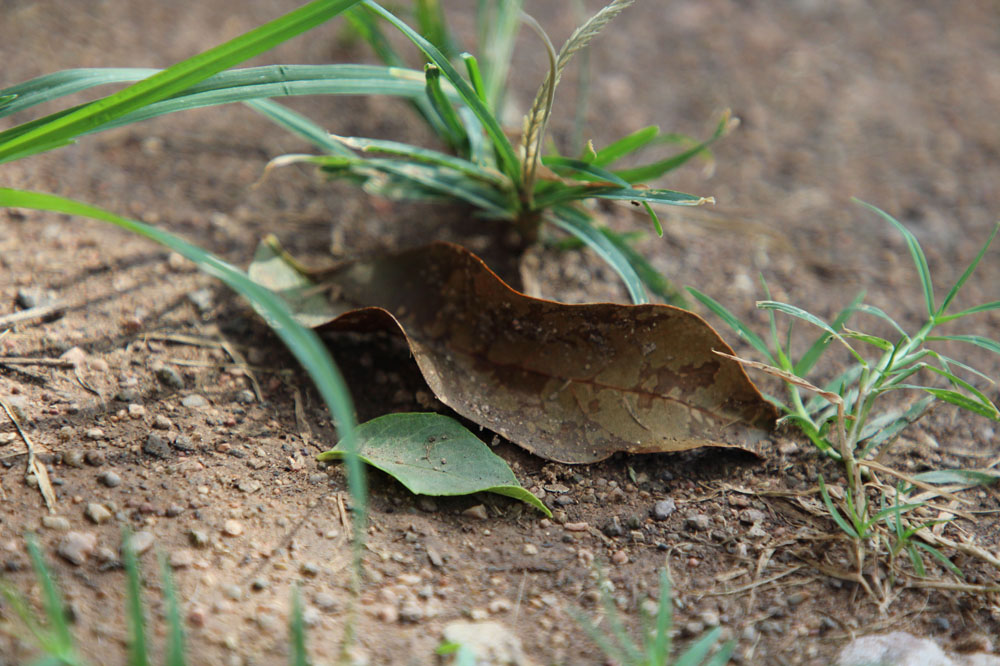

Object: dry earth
[1,1,1000,665]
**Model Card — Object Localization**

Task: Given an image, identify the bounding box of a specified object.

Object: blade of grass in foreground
[0,0,363,163]
[0,189,365,530]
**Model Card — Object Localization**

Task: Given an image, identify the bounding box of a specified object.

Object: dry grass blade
[0,397,56,512]
[521,0,634,189]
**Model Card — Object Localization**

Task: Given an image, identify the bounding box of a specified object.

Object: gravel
[97,470,122,487]
[85,503,112,524]
[57,531,97,565]
[652,498,676,520]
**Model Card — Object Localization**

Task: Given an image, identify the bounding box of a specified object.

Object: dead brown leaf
[250,239,776,463]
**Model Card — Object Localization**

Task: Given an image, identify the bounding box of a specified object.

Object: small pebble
[487,598,512,614]
[62,450,85,468]
[462,504,488,520]
[234,390,256,405]
[128,404,146,418]
[156,366,184,389]
[523,543,539,556]
[169,550,195,568]
[399,601,424,623]
[98,470,122,487]
[221,584,242,601]
[181,394,208,409]
[85,428,105,441]
[611,550,628,565]
[57,531,97,565]
[171,435,195,452]
[376,604,399,623]
[652,498,676,521]
[564,522,589,532]
[250,578,269,591]
[152,414,172,430]
[165,504,184,518]
[684,512,711,532]
[143,432,172,458]
[84,450,106,466]
[189,530,210,547]
[314,593,338,611]
[222,520,243,536]
[41,515,71,531]
[85,503,112,525]
[187,288,214,313]
[127,531,155,555]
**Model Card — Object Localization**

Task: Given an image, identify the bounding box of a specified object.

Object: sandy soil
[1,1,999,664]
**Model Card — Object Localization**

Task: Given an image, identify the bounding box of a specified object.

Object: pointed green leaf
[590,125,659,166]
[938,222,999,318]
[317,413,551,516]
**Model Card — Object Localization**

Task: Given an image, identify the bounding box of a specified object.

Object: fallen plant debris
[249,238,777,464]
[317,412,551,516]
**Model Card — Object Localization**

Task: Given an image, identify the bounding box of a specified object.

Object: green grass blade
[477,0,523,113]
[614,113,729,183]
[674,627,722,666]
[0,0,363,162]
[290,585,308,666]
[423,64,470,153]
[915,542,964,578]
[649,570,673,663]
[533,183,708,209]
[415,0,459,59]
[245,99,353,156]
[818,475,860,539]
[333,135,506,184]
[938,222,999,318]
[758,300,867,365]
[851,303,909,338]
[461,53,488,104]
[362,0,521,185]
[935,300,1000,324]
[599,227,689,307]
[928,334,1000,356]
[794,290,865,377]
[687,287,774,362]
[345,5,407,67]
[159,554,186,666]
[704,642,737,666]
[122,530,148,666]
[855,200,934,318]
[569,608,631,665]
[25,535,77,659]
[895,385,999,420]
[541,155,630,186]
[549,206,647,304]
[590,125,659,166]
[0,68,158,118]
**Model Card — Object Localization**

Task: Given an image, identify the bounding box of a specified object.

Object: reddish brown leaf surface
[250,240,777,463]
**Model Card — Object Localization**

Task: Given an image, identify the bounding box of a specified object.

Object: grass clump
[573,568,734,666]
[266,0,731,305]
[690,200,1000,605]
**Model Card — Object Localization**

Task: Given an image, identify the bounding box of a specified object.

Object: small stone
[181,394,208,409]
[115,388,141,403]
[84,450,106,466]
[143,432,172,458]
[684,512,711,532]
[739,508,766,524]
[611,549,628,565]
[166,504,184,518]
[487,598,512,614]
[399,601,424,623]
[188,606,207,628]
[98,470,122,487]
[156,366,184,389]
[171,435,195,452]
[601,516,624,537]
[222,520,243,536]
[376,604,399,623]
[128,404,146,418]
[62,450,85,468]
[41,515,71,531]
[699,610,720,626]
[85,503,112,525]
[442,620,527,666]
[16,287,44,309]
[256,612,282,633]
[85,428,105,441]
[314,593,338,611]
[652,498,676,521]
[564,522,589,532]
[417,497,438,512]
[189,529,210,547]
[234,390,256,405]
[221,584,242,600]
[238,479,262,494]
[522,543,539,556]
[152,414,172,430]
[127,531,155,556]
[169,550,195,568]
[250,578,269,591]
[95,547,117,564]
[778,441,799,456]
[187,288,214,313]
[57,531,97,565]
[462,504,488,520]
[300,562,320,577]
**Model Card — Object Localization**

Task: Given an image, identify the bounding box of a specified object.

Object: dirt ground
[2,1,1000,664]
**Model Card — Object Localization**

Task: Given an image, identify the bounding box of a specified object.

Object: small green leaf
[317,413,552,517]
[913,469,1000,486]
[818,475,860,539]
[928,334,1000,357]
[937,222,999,318]
[687,287,774,362]
[590,125,659,167]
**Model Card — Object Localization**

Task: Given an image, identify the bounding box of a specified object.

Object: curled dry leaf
[250,239,776,464]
